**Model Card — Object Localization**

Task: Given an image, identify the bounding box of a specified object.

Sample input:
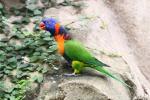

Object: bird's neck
[54,33,71,55]
[54,23,71,41]
[53,23,71,55]
[54,33,71,42]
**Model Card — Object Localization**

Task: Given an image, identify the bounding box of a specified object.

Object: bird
[39,18,131,88]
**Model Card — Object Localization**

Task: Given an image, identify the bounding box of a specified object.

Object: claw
[63,73,79,77]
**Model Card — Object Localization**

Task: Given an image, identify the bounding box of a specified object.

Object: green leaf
[0,64,5,70]
[8,57,17,64]
[6,46,13,52]
[19,64,35,72]
[19,63,30,69]
[15,45,23,50]
[0,42,7,47]
[4,69,11,75]
[4,94,11,99]
[16,33,25,39]
[42,67,48,74]
[38,55,45,61]
[9,96,16,100]
[0,81,5,90]
[41,52,49,57]
[14,10,20,16]
[0,82,15,94]
[16,70,23,79]
[43,37,52,41]
[5,86,15,93]
[22,29,32,36]
[0,3,3,10]
[32,74,43,83]
[0,38,9,42]
[36,40,46,45]
[26,4,36,11]
[35,47,43,52]
[12,20,22,24]
[6,65,15,70]
[26,0,37,4]
[0,50,6,61]
[21,17,30,24]
[30,56,39,62]
[41,32,50,37]
[48,45,57,52]
[36,66,43,72]
[26,66,35,71]
[33,9,42,15]
[33,52,41,56]
[0,74,3,78]
[18,72,30,78]
[37,75,43,83]
[24,38,34,45]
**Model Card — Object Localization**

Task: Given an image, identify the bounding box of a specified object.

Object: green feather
[64,40,110,67]
[64,40,131,88]
[94,66,132,88]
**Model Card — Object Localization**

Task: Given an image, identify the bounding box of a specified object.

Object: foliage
[0,6,9,33]
[0,23,60,99]
[0,1,62,99]
[0,80,30,100]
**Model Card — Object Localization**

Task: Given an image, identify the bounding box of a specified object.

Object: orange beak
[39,22,46,30]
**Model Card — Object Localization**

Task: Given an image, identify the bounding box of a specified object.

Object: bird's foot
[63,73,79,77]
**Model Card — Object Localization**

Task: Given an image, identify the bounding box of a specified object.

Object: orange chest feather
[54,35,65,55]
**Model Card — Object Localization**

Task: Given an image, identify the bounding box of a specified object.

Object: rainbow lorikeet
[39,18,131,88]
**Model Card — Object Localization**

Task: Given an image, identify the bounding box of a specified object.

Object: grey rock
[41,0,150,99]
[3,0,150,99]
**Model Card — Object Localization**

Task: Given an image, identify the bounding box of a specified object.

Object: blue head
[39,18,68,36]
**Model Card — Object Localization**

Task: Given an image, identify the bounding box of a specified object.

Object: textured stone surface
[2,0,150,99]
[41,0,150,99]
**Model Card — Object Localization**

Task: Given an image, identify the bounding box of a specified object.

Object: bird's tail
[94,66,132,88]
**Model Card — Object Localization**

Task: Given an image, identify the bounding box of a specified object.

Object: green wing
[64,40,110,67]
[64,40,132,88]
